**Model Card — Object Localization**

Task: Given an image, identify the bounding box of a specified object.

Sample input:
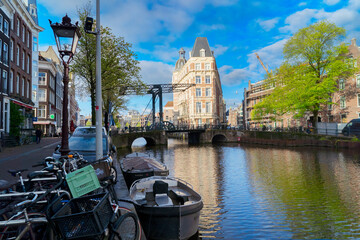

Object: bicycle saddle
[8,169,28,176]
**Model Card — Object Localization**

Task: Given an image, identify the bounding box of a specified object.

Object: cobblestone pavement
[0,137,60,181]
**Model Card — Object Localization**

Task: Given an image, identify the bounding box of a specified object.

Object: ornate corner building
[172,37,226,127]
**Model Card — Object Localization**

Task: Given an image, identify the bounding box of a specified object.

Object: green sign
[50,114,55,119]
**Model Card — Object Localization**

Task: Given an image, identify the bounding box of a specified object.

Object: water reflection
[119,139,360,239]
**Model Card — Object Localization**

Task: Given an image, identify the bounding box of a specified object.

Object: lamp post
[50,15,81,156]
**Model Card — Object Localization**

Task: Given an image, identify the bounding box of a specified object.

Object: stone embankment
[239,131,360,149]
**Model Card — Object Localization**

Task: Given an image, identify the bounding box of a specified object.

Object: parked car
[342,119,360,137]
[53,126,117,163]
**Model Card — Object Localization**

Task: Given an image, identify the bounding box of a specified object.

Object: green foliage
[9,102,24,137]
[71,5,145,123]
[350,136,360,142]
[252,21,358,127]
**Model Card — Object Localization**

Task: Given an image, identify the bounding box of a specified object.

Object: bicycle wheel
[110,166,118,184]
[110,212,139,240]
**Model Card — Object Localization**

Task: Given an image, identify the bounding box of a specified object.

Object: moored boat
[129,176,203,240]
[120,153,169,189]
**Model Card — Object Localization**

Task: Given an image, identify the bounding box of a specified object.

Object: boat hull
[134,201,203,240]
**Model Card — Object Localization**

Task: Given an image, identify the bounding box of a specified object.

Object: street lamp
[50,15,81,156]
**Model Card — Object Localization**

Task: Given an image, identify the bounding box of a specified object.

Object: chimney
[351,38,357,46]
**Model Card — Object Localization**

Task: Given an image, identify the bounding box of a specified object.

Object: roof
[164,101,174,108]
[191,37,213,57]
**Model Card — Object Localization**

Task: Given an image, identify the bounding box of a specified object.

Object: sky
[37,0,360,116]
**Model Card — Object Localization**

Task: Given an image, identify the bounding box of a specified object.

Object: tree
[10,102,24,137]
[252,21,358,128]
[71,6,144,124]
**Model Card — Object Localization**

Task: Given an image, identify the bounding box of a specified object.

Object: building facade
[36,53,57,135]
[244,38,360,129]
[6,0,42,135]
[172,37,225,127]
[0,4,11,134]
[163,101,174,123]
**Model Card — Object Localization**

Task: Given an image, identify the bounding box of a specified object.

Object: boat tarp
[122,157,167,172]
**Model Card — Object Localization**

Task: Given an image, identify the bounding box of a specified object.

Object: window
[50,75,55,89]
[358,94,360,107]
[200,49,205,57]
[38,105,46,118]
[206,88,211,97]
[22,25,25,42]
[195,63,200,70]
[39,72,46,85]
[27,32,30,48]
[357,75,360,88]
[341,114,347,123]
[3,20,9,36]
[9,70,13,93]
[10,39,13,61]
[49,91,55,104]
[21,78,25,96]
[22,50,25,69]
[196,76,201,84]
[339,79,345,90]
[254,99,256,105]
[205,76,210,84]
[340,96,346,109]
[328,97,332,110]
[206,102,211,113]
[2,70,8,93]
[27,55,30,73]
[16,74,19,93]
[205,63,210,70]
[196,102,201,113]
[16,45,20,66]
[33,37,38,51]
[0,39,2,61]
[3,43,8,64]
[0,15,2,31]
[196,88,201,97]
[38,89,46,101]
[26,81,29,98]
[16,18,20,36]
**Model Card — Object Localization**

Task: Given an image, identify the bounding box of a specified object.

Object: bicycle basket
[66,165,101,198]
[50,192,113,239]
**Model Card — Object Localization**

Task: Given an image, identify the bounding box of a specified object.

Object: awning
[33,121,55,125]
[11,99,34,110]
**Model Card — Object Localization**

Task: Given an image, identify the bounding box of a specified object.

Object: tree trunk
[312,110,318,130]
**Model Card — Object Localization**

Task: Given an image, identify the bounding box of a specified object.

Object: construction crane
[255,53,270,75]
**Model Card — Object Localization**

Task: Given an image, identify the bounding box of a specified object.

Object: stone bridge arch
[211,134,228,143]
[129,136,157,147]
[111,131,168,148]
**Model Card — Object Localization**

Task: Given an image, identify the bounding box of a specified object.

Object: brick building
[0,4,11,134]
[244,38,360,129]
[172,37,225,127]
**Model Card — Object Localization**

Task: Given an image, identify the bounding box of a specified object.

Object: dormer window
[200,49,205,57]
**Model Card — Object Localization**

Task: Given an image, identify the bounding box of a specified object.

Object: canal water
[120,138,360,239]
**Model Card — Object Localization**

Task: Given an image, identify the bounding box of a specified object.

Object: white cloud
[280,1,360,34]
[257,17,280,31]
[139,61,173,84]
[219,65,259,86]
[247,39,287,73]
[199,24,226,34]
[279,8,329,33]
[212,44,229,56]
[323,0,341,5]
[298,2,307,7]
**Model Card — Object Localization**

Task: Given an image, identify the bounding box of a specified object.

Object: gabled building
[4,0,43,135]
[172,37,225,127]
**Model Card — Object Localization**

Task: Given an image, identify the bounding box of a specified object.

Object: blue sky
[37,0,360,116]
